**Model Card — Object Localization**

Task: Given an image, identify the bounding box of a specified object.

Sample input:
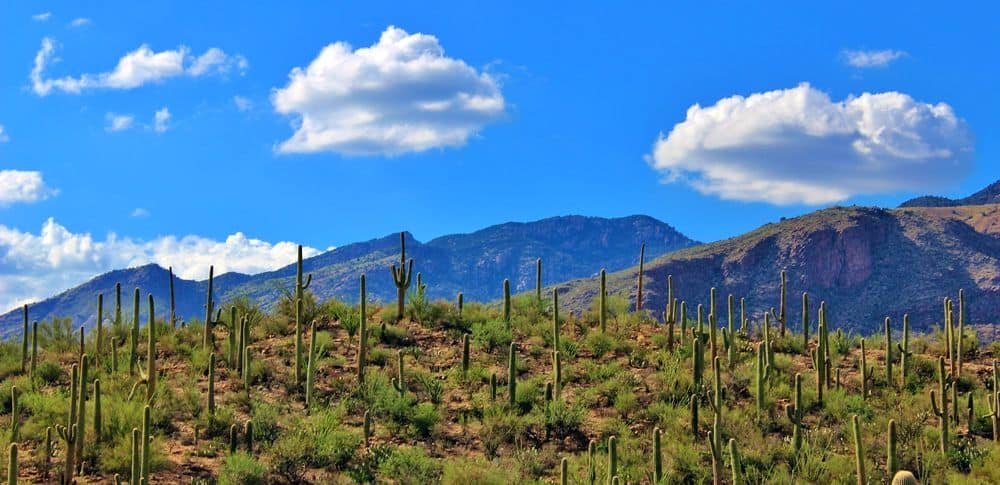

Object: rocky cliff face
[561,205,1000,332]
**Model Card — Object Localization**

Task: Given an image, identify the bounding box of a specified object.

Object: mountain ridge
[0,214,695,336]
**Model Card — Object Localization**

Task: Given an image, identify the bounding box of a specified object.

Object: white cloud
[31,37,246,96]
[233,96,253,112]
[0,125,8,143]
[153,107,171,133]
[105,113,135,132]
[842,49,907,68]
[0,218,320,312]
[649,83,973,205]
[32,12,51,22]
[130,208,150,218]
[0,170,57,207]
[69,17,91,28]
[272,25,505,156]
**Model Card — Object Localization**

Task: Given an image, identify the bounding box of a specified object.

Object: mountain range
[4,181,1000,338]
[559,201,1000,332]
[0,215,695,337]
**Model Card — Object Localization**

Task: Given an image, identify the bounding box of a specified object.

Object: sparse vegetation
[3,243,999,484]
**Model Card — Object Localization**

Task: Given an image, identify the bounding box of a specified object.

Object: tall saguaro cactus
[20,305,28,374]
[852,415,865,485]
[358,274,368,384]
[801,292,809,350]
[786,373,804,453]
[295,245,313,386]
[884,317,893,388]
[169,266,176,328]
[96,294,103,366]
[204,266,215,349]
[888,419,898,476]
[536,258,543,301]
[552,289,560,351]
[635,243,645,312]
[503,279,511,325]
[599,269,607,333]
[930,356,951,453]
[391,232,414,320]
[508,343,517,408]
[898,314,912,385]
[770,270,787,337]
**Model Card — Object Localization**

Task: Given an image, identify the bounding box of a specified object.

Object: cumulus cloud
[105,113,134,132]
[32,12,51,22]
[69,17,91,28]
[130,208,150,218]
[0,218,320,312]
[649,84,973,205]
[153,107,171,133]
[842,49,907,68]
[0,125,8,143]
[31,37,246,96]
[272,25,505,156]
[0,170,57,207]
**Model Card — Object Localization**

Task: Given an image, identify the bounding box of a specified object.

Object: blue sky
[1,1,997,311]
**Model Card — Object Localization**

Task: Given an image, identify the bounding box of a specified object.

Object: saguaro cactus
[358,274,368,384]
[884,317,894,388]
[145,295,157,401]
[20,306,27,374]
[756,343,770,411]
[770,270,787,337]
[461,334,470,377]
[709,424,723,485]
[635,243,645,312]
[888,419,898,476]
[552,289,560,350]
[508,343,517,407]
[607,435,617,485]
[305,322,318,409]
[898,314,912,385]
[552,351,562,400]
[930,356,951,453]
[9,387,18,442]
[29,322,37,380]
[815,302,828,403]
[599,269,607,333]
[391,232,414,320]
[96,294,103,366]
[957,289,965,377]
[801,292,809,350]
[7,443,16,485]
[653,427,662,483]
[502,279,511,325]
[729,439,743,485]
[207,353,216,415]
[391,350,405,398]
[852,415,865,485]
[536,258,543,301]
[859,338,871,400]
[786,373,804,453]
[204,266,215,349]
[140,405,151,484]
[94,380,102,445]
[692,336,704,388]
[169,266,176,328]
[690,394,700,437]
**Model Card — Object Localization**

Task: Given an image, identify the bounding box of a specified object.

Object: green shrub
[219,452,267,485]
[472,319,512,353]
[442,456,519,485]
[379,446,442,484]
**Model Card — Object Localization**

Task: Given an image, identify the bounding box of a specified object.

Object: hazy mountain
[900,180,1000,208]
[0,215,695,337]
